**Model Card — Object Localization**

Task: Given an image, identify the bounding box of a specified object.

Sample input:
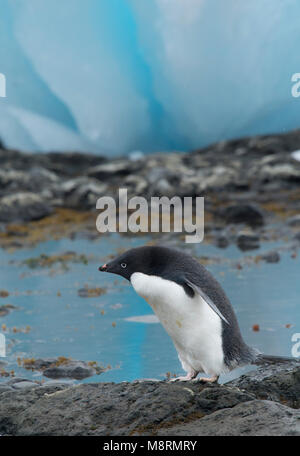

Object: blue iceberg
[0,0,300,155]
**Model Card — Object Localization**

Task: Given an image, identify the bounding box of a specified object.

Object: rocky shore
[1,130,300,216]
[0,361,299,436]
[0,128,300,251]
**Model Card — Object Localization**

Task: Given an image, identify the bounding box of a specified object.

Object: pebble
[236,232,260,251]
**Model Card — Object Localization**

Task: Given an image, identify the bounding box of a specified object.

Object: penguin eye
[121,263,127,269]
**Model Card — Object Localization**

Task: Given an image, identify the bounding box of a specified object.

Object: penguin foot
[197,375,219,383]
[169,371,197,382]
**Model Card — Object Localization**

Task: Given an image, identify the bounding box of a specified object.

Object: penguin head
[99,245,171,281]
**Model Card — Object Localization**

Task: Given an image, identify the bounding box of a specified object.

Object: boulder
[0,193,53,222]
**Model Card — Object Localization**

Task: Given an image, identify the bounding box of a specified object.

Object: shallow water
[0,234,299,384]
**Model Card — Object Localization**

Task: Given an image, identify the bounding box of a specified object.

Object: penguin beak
[99,263,107,272]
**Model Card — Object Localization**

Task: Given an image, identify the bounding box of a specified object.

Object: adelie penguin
[99,245,295,383]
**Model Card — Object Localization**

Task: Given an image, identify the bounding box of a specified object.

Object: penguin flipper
[184,277,230,325]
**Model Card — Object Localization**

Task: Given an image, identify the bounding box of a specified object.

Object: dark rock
[122,174,148,196]
[0,193,53,223]
[215,234,229,248]
[42,152,107,177]
[0,129,300,225]
[198,166,239,191]
[24,358,57,370]
[145,167,168,184]
[236,231,260,251]
[228,362,300,408]
[294,232,300,242]
[261,250,281,263]
[0,381,254,436]
[159,400,300,436]
[43,361,98,380]
[0,167,59,198]
[86,159,142,181]
[0,362,298,436]
[0,304,18,317]
[221,204,265,227]
[0,385,13,394]
[287,214,300,227]
[61,177,107,209]
[259,163,300,182]
[20,357,104,380]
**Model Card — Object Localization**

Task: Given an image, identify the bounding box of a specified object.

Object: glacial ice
[0,0,300,155]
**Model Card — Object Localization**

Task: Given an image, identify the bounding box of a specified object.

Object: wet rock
[261,250,281,263]
[150,178,177,197]
[215,234,230,248]
[61,177,107,210]
[1,130,300,236]
[145,167,168,184]
[0,385,13,394]
[0,150,105,177]
[20,357,105,380]
[0,169,29,195]
[236,231,260,251]
[13,381,39,390]
[86,159,142,181]
[198,166,239,191]
[0,167,59,197]
[43,361,99,380]
[146,167,180,197]
[0,381,254,436]
[123,174,148,196]
[228,362,300,408]
[0,130,300,227]
[259,163,300,182]
[159,400,300,436]
[42,152,107,177]
[287,214,300,227]
[0,362,298,436]
[42,380,74,388]
[0,304,18,317]
[22,358,57,370]
[221,204,265,227]
[0,193,53,223]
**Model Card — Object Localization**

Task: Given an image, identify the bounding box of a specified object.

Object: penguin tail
[253,353,300,366]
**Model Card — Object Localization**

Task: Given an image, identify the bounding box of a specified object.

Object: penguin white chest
[130,272,225,376]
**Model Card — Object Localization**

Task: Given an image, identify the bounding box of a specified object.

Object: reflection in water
[0,234,299,384]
